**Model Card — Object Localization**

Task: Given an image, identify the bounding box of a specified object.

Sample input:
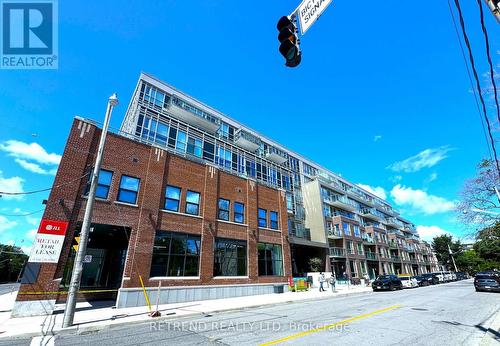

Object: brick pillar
[199,165,218,282]
[247,180,258,280]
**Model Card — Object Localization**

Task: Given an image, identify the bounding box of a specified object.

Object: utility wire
[447,0,493,160]
[0,172,89,196]
[0,209,45,217]
[452,0,500,179]
[477,0,500,125]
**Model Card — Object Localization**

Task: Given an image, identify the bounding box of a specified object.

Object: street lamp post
[62,93,118,328]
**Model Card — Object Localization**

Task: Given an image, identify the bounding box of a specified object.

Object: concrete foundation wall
[116,283,288,308]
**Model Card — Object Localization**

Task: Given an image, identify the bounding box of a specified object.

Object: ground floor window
[150,231,201,277]
[349,260,358,278]
[258,243,283,276]
[214,238,247,276]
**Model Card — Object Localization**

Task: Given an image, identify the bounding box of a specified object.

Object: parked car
[432,272,445,283]
[474,273,500,292]
[456,272,467,280]
[398,275,419,288]
[413,275,430,287]
[372,275,403,291]
[422,273,439,285]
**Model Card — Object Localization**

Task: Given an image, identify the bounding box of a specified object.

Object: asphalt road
[1,280,499,346]
[0,284,19,297]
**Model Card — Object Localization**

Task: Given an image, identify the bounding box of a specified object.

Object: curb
[480,309,500,346]
[0,289,372,340]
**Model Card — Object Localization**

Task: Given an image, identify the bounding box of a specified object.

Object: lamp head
[109,93,119,107]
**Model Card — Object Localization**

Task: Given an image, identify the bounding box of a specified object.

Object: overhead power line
[477,0,500,125]
[452,0,500,179]
[0,209,45,217]
[0,172,89,196]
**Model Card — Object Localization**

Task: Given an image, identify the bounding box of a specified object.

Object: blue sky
[0,1,498,252]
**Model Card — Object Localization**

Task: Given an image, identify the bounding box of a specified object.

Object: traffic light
[73,236,80,252]
[277,16,301,67]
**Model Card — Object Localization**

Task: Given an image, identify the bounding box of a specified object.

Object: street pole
[62,93,118,328]
[448,244,458,272]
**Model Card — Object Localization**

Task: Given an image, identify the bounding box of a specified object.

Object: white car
[399,276,418,288]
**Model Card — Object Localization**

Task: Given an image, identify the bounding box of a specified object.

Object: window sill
[217,219,248,227]
[258,227,281,232]
[150,276,200,280]
[161,209,203,219]
[213,276,249,279]
[114,201,139,208]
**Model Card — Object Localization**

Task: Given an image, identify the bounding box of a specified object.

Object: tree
[431,235,462,269]
[308,257,323,272]
[457,159,500,231]
[455,250,484,275]
[474,222,500,262]
[0,244,28,283]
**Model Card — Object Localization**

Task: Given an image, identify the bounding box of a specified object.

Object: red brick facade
[16,118,291,303]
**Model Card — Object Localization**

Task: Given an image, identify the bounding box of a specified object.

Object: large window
[218,198,230,221]
[187,136,203,158]
[258,243,283,276]
[185,191,200,215]
[85,169,113,199]
[270,211,279,230]
[214,238,247,276]
[117,175,140,204]
[343,222,351,236]
[258,208,267,228]
[353,225,360,238]
[165,185,181,212]
[234,202,244,224]
[176,130,187,152]
[150,231,201,277]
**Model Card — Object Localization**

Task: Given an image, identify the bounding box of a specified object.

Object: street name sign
[297,0,333,34]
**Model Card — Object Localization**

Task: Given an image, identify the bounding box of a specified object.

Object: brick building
[13,73,438,316]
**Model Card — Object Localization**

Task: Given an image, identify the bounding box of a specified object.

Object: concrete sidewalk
[0,284,371,339]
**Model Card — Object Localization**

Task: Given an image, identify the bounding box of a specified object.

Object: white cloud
[26,229,37,238]
[373,135,382,142]
[417,225,451,242]
[26,216,41,227]
[387,146,454,173]
[0,140,61,165]
[0,171,24,200]
[0,216,17,232]
[389,175,403,183]
[357,183,387,200]
[427,172,438,182]
[5,240,15,246]
[21,245,32,255]
[14,159,57,175]
[390,184,456,214]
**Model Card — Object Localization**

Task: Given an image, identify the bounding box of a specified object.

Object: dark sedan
[413,275,430,287]
[421,273,439,285]
[474,273,500,292]
[372,275,403,291]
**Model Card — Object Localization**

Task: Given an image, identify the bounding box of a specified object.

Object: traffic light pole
[62,93,118,328]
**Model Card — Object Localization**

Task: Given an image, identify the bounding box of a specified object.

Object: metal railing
[330,247,345,257]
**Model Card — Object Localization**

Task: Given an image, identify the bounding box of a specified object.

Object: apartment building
[14,73,438,316]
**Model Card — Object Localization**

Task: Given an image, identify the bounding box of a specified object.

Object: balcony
[327,228,342,239]
[389,241,399,249]
[361,208,384,221]
[386,217,404,229]
[391,256,401,262]
[366,252,378,261]
[265,147,287,165]
[234,129,261,152]
[325,195,358,212]
[346,248,356,255]
[362,234,375,244]
[410,259,418,264]
[170,98,220,134]
[330,247,345,257]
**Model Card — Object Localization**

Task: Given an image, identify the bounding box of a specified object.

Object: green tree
[431,235,462,269]
[308,257,323,272]
[456,250,484,274]
[474,222,500,262]
[0,244,28,283]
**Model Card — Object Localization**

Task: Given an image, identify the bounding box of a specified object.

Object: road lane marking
[259,304,403,346]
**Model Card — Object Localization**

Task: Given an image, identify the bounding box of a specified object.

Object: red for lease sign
[37,219,68,236]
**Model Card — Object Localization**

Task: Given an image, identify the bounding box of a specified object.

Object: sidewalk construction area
[0,283,371,340]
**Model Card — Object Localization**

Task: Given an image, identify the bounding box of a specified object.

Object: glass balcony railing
[327,228,342,238]
[391,256,401,261]
[234,129,261,152]
[366,252,378,260]
[330,247,345,257]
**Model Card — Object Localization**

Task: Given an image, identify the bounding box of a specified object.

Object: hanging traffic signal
[277,16,301,67]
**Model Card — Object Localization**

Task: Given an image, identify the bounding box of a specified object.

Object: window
[218,198,230,221]
[176,130,187,152]
[349,260,358,278]
[85,169,113,199]
[117,175,140,204]
[165,185,181,212]
[258,208,267,228]
[343,222,351,236]
[270,211,279,230]
[234,202,244,223]
[185,191,200,215]
[150,231,201,277]
[353,225,360,238]
[357,242,364,255]
[187,136,203,158]
[214,238,247,276]
[286,193,294,211]
[258,243,283,276]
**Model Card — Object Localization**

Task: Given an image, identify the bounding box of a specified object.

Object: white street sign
[297,0,333,34]
[28,219,68,263]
